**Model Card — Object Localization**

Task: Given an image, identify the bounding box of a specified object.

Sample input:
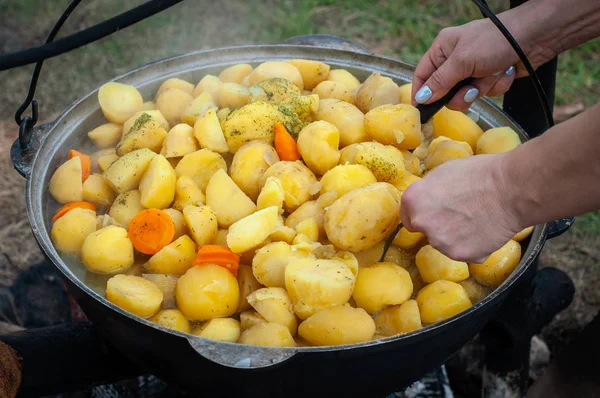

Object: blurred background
[0,0,598,394]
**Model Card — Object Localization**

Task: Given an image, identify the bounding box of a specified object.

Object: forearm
[501,103,600,229]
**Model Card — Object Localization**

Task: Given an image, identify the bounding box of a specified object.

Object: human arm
[400,102,600,263]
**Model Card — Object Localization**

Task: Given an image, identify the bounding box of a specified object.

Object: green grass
[576,211,600,236]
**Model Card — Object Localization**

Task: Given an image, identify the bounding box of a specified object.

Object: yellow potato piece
[183,205,218,246]
[156,77,195,98]
[320,164,377,198]
[339,141,405,182]
[193,318,241,342]
[513,226,534,242]
[218,83,250,110]
[106,274,163,318]
[476,126,521,154]
[424,140,472,170]
[98,82,143,124]
[94,149,119,173]
[239,322,296,347]
[149,309,191,333]
[237,265,263,312]
[109,190,144,227]
[172,176,205,211]
[142,273,178,308]
[364,104,421,149]
[145,235,197,275]
[285,200,326,238]
[313,80,354,103]
[82,226,134,274]
[139,101,156,111]
[181,92,217,126]
[257,176,285,211]
[393,227,425,250]
[295,218,319,242]
[252,241,313,288]
[247,287,298,335]
[103,148,156,194]
[400,149,421,175]
[139,155,177,209]
[82,173,115,207]
[316,99,369,147]
[416,280,472,324]
[355,73,401,113]
[176,264,239,321]
[353,262,413,314]
[193,75,222,102]
[269,226,297,244]
[287,59,330,90]
[415,245,470,283]
[213,228,229,246]
[351,241,413,269]
[162,208,187,239]
[459,277,491,304]
[391,173,421,194]
[230,141,280,201]
[222,101,283,153]
[175,148,226,191]
[259,161,317,213]
[327,69,360,90]
[116,113,168,156]
[398,83,412,104]
[49,157,83,203]
[239,310,266,330]
[433,107,483,150]
[122,110,169,137]
[157,88,194,126]
[469,239,522,287]
[206,169,256,227]
[194,108,229,153]
[227,206,282,253]
[298,306,375,346]
[297,120,340,176]
[219,64,253,84]
[248,61,303,90]
[88,123,123,149]
[162,123,199,158]
[51,208,97,254]
[374,299,422,336]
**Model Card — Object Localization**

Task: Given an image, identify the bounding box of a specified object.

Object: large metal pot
[9,37,570,397]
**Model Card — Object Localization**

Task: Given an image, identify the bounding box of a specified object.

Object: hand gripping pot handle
[187,336,297,369]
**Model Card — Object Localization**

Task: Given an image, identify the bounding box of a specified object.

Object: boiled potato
[88,123,123,149]
[297,121,340,175]
[285,200,326,237]
[269,226,297,244]
[51,208,97,254]
[295,218,319,242]
[139,101,156,111]
[138,155,176,209]
[248,61,303,90]
[513,226,534,242]
[122,110,169,137]
[313,80,354,103]
[240,310,266,330]
[352,241,414,269]
[82,173,115,207]
[259,161,317,213]
[469,239,521,287]
[374,299,422,336]
[219,83,250,110]
[257,176,284,211]
[280,94,319,122]
[145,235,197,275]
[193,318,241,342]
[285,258,355,319]
[416,280,472,324]
[175,148,226,191]
[106,274,163,318]
[416,245,470,283]
[162,208,187,239]
[162,123,198,158]
[181,92,217,126]
[353,262,413,314]
[476,126,521,154]
[339,141,405,182]
[96,151,119,173]
[364,104,421,149]
[433,107,483,150]
[206,169,257,227]
[82,226,134,274]
[193,75,222,102]
[239,322,296,347]
[176,264,239,320]
[393,227,425,250]
[401,149,421,175]
[247,287,298,334]
[327,69,360,90]
[237,265,263,312]
[320,164,377,198]
[183,205,218,246]
[330,250,359,276]
[103,148,156,193]
[316,99,369,147]
[249,78,301,104]
[149,309,191,333]
[227,206,282,253]
[216,107,232,125]
[219,64,253,84]
[398,83,412,104]
[286,59,330,90]
[223,101,286,153]
[96,214,124,230]
[213,228,229,246]
[424,139,472,170]
[98,82,143,123]
[156,77,195,98]
[194,108,228,153]
[459,277,491,304]
[252,241,313,288]
[324,183,401,252]
[157,88,194,126]
[298,306,375,346]
[109,190,143,227]
[142,273,178,308]
[116,112,168,156]
[355,73,400,113]
[230,141,279,201]
[392,173,421,193]
[173,176,206,211]
[49,157,83,203]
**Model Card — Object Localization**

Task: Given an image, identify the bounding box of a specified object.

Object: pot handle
[10,121,55,178]
[186,336,298,369]
[281,34,370,53]
[545,217,575,240]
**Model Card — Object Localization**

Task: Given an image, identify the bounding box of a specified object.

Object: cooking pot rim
[23,43,547,352]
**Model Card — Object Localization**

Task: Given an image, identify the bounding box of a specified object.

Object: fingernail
[463,87,479,103]
[505,65,516,76]
[415,85,432,104]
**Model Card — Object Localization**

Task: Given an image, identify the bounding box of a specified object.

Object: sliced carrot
[68,149,91,182]
[273,122,301,161]
[128,209,176,255]
[52,201,97,222]
[192,245,240,276]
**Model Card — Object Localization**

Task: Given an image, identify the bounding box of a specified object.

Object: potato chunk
[156,77,195,98]
[424,139,472,170]
[175,149,226,191]
[355,73,400,113]
[194,108,228,153]
[416,245,470,283]
[324,183,401,252]
[297,121,340,175]
[51,208,97,254]
[98,82,143,124]
[252,241,313,288]
[476,126,521,154]
[138,155,176,209]
[313,80,354,103]
[193,318,241,342]
[82,226,134,274]
[248,61,303,90]
[142,273,178,308]
[398,83,412,104]
[109,190,143,227]
[239,322,296,347]
[162,123,198,158]
[400,149,421,175]
[206,169,256,227]
[149,309,191,333]
[259,161,317,213]
[162,208,187,239]
[320,164,377,198]
[339,141,405,182]
[172,176,205,211]
[116,112,168,156]
[122,110,169,137]
[176,264,239,320]
[223,101,285,153]
[219,64,253,84]
[513,226,534,242]
[416,280,472,324]
[218,83,250,110]
[239,310,266,330]
[316,99,369,147]
[433,107,483,150]
[88,123,123,149]
[49,157,83,203]
[157,88,194,126]
[247,287,298,335]
[181,92,217,126]
[256,177,285,211]
[374,299,422,336]
[106,274,163,318]
[469,239,521,287]
[237,265,263,312]
[82,173,115,207]
[327,69,360,90]
[193,75,222,102]
[393,227,425,250]
[364,104,421,149]
[227,206,282,253]
[230,141,279,201]
[459,277,491,304]
[298,306,375,346]
[103,148,156,194]
[145,235,197,275]
[183,205,218,246]
[286,59,330,90]
[353,262,413,314]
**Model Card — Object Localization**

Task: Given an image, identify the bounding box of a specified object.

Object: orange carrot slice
[192,245,240,276]
[128,209,176,255]
[52,201,97,222]
[68,149,91,182]
[274,122,301,161]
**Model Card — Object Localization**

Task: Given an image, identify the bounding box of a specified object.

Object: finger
[487,65,516,97]
[400,189,416,232]
[411,43,450,106]
[446,75,500,111]
[414,53,471,105]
